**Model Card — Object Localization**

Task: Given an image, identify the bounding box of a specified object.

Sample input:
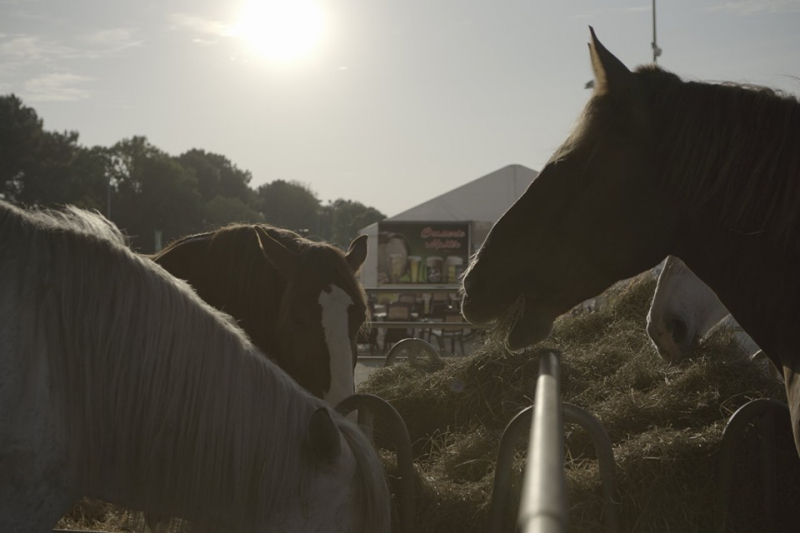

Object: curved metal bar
[384,338,443,368]
[562,403,620,533]
[519,349,567,533]
[489,369,619,532]
[337,393,415,533]
[717,398,789,533]
[488,405,534,532]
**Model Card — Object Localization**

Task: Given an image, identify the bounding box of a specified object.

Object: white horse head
[647,256,763,365]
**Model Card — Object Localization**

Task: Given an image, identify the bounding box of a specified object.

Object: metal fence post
[489,349,619,533]
[518,349,568,533]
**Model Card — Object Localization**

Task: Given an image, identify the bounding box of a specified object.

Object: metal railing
[717,398,791,533]
[384,338,444,367]
[520,350,568,533]
[337,393,416,533]
[489,349,620,533]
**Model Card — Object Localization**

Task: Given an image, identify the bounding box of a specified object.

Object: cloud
[169,13,233,38]
[80,28,142,51]
[0,29,140,70]
[703,0,800,14]
[22,72,93,102]
[0,35,78,67]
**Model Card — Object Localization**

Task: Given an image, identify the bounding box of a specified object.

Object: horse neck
[650,75,800,253]
[672,217,800,370]
[647,77,800,365]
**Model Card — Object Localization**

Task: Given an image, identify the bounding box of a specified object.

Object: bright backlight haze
[1,0,799,216]
[233,0,326,63]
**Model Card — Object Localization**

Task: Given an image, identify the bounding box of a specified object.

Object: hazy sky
[2,0,798,216]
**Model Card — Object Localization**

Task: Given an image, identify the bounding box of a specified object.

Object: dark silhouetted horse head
[462,28,677,349]
[462,27,800,456]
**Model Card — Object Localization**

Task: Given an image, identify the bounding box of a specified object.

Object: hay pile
[56,499,141,531]
[360,275,798,532]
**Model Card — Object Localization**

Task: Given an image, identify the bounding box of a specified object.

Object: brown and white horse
[0,200,390,533]
[152,225,368,407]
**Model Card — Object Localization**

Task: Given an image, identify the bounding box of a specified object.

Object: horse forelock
[196,224,367,329]
[637,66,800,251]
[275,239,369,330]
[3,204,364,531]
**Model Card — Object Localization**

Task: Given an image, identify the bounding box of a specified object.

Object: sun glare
[234,0,326,63]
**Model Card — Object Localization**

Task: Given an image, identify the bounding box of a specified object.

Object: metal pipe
[518,349,568,533]
[489,403,619,533]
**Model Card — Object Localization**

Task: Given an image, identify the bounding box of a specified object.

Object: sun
[234,0,326,63]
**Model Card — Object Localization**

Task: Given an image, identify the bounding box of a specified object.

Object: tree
[179,149,254,204]
[320,199,385,248]
[0,95,108,209]
[109,137,203,252]
[0,96,387,255]
[16,130,86,207]
[204,195,264,229]
[67,146,114,213]
[256,180,321,233]
[0,95,45,201]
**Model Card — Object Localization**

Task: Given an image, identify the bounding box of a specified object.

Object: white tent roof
[387,164,538,222]
[357,164,538,287]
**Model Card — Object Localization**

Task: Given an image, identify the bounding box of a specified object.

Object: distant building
[358,164,538,288]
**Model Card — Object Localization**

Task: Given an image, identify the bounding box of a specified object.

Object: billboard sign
[377,221,470,285]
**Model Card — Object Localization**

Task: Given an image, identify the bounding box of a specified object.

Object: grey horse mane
[0,201,388,532]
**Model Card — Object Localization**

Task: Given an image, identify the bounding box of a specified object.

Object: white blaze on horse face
[319,285,356,407]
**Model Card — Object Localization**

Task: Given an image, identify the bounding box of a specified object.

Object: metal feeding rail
[717,398,791,533]
[336,393,416,533]
[489,349,620,533]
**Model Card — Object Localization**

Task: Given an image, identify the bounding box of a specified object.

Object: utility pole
[652,0,662,63]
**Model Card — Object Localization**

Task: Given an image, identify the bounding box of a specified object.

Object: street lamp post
[652,0,662,63]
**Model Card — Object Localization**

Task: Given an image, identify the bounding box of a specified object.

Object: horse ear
[308,407,342,466]
[253,226,298,278]
[345,234,368,273]
[151,233,211,280]
[588,26,633,96]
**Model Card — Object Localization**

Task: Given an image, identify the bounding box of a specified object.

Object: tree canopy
[0,94,386,252]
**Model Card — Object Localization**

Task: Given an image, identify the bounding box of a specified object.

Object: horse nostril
[667,318,688,346]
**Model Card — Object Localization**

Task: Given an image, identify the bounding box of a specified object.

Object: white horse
[646,256,771,371]
[0,200,390,533]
